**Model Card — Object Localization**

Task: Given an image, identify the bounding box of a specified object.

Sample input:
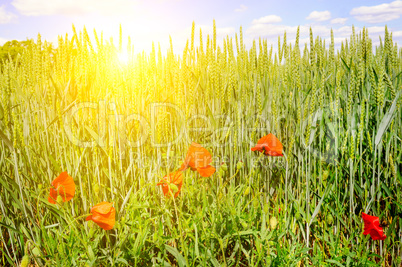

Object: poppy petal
[91,201,113,214]
[362,212,386,240]
[197,165,216,177]
[48,188,58,204]
[91,209,115,230]
[170,171,183,184]
[179,162,188,171]
[94,221,114,231]
[49,172,76,203]
[183,142,213,169]
[87,202,116,230]
[162,184,170,196]
[266,150,284,157]
[251,144,265,153]
[251,134,283,157]
[51,172,69,187]
[158,171,183,198]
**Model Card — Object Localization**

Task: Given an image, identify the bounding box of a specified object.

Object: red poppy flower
[251,134,283,156]
[157,171,183,198]
[48,172,75,204]
[362,212,386,240]
[179,142,216,177]
[86,202,116,230]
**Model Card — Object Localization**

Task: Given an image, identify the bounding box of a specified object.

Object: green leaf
[85,126,107,155]
[87,245,95,261]
[165,245,186,267]
[193,223,199,258]
[48,154,61,173]
[309,181,335,226]
[341,57,350,72]
[116,258,129,265]
[375,90,401,146]
[207,249,220,267]
[46,99,77,131]
[205,103,216,129]
[0,128,13,150]
[0,222,21,234]
[381,181,392,198]
[326,259,344,267]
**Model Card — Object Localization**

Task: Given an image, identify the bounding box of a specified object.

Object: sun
[117,51,130,64]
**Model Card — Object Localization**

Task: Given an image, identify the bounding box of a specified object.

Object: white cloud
[245,21,402,50]
[306,11,331,22]
[247,24,332,40]
[330,17,348,25]
[235,4,248,12]
[11,0,139,16]
[392,31,402,38]
[0,37,9,45]
[350,0,402,23]
[0,5,17,24]
[367,26,388,34]
[252,15,282,24]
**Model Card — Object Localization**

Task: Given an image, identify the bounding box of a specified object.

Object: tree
[0,39,34,64]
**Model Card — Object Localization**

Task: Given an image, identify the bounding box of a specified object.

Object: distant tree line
[0,40,33,64]
[0,39,55,65]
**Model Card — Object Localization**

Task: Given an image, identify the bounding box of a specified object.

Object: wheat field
[0,22,401,266]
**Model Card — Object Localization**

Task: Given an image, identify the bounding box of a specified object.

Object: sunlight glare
[117,51,129,64]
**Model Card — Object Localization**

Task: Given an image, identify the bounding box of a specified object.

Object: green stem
[171,192,188,265]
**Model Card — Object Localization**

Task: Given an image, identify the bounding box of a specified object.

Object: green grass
[0,23,401,266]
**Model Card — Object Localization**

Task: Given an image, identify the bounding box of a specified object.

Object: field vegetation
[0,22,401,266]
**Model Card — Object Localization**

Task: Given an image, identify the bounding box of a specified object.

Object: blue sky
[1,0,401,52]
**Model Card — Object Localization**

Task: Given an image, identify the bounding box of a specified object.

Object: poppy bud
[169,183,179,194]
[230,208,236,216]
[244,186,250,196]
[218,170,224,178]
[38,184,42,190]
[220,163,228,171]
[153,231,158,242]
[270,217,278,229]
[32,247,40,257]
[327,214,334,225]
[236,161,244,170]
[56,195,64,205]
[295,212,301,220]
[94,184,100,194]
[263,204,269,214]
[20,255,29,267]
[323,170,329,180]
[241,221,248,228]
[253,198,260,209]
